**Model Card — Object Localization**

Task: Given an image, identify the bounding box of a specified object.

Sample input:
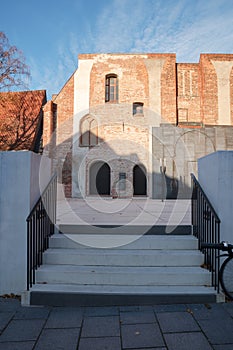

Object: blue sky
[1,0,233,98]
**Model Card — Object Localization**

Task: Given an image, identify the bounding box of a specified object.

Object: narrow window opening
[133,102,144,116]
[105,74,118,103]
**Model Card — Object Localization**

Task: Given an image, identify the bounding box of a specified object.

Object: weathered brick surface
[43,53,233,198]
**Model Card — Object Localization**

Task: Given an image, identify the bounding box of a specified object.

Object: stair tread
[49,234,198,249]
[44,248,202,255]
[37,265,209,273]
[30,283,217,295]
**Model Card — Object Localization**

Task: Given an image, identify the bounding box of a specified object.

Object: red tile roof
[0,90,46,151]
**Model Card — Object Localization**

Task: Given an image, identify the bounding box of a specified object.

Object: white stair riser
[43,251,204,267]
[49,235,198,250]
[36,269,211,286]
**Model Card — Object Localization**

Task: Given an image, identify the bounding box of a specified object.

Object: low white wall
[0,151,51,295]
[198,151,233,243]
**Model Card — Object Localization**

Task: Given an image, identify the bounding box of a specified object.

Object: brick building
[0,90,46,152]
[43,53,233,199]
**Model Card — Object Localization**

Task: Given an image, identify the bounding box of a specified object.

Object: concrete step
[58,224,192,235]
[49,233,198,250]
[25,231,223,307]
[43,248,204,267]
[26,284,220,306]
[36,265,211,286]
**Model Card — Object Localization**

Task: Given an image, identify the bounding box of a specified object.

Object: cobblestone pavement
[1,298,233,349]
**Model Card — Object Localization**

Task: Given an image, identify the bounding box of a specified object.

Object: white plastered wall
[72,58,94,197]
[211,60,233,125]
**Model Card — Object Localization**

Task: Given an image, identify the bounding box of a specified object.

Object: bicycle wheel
[220,256,233,300]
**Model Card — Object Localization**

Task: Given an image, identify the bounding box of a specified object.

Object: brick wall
[160,54,177,124]
[43,53,233,198]
[177,63,201,125]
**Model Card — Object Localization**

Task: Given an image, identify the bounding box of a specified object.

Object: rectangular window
[119,172,126,191]
[133,102,144,116]
[105,75,118,102]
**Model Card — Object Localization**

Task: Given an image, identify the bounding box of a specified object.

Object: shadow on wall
[44,129,193,200]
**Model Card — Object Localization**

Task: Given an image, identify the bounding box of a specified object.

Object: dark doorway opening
[90,161,110,195]
[133,164,147,196]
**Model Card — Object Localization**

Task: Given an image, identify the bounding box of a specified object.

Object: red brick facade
[0,90,46,152]
[43,53,233,198]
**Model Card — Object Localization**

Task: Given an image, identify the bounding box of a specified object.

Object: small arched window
[80,115,98,147]
[105,74,118,103]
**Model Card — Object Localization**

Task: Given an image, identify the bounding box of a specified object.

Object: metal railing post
[191,173,221,292]
[26,174,57,290]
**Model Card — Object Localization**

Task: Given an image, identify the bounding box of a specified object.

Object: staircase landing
[56,198,191,227]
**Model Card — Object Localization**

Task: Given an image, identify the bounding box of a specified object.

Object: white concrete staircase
[26,230,221,306]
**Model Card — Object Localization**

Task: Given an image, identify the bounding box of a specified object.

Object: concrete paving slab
[1,298,233,349]
[0,313,14,333]
[0,319,45,342]
[34,328,80,350]
[78,337,121,350]
[157,311,200,333]
[13,307,50,320]
[213,345,233,350]
[0,299,21,312]
[120,310,156,324]
[153,304,188,313]
[0,341,35,350]
[45,308,83,328]
[197,318,233,345]
[191,303,232,320]
[164,332,213,350]
[81,316,120,337]
[121,323,165,348]
[84,306,119,317]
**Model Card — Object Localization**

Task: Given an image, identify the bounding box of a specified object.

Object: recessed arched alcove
[133,164,147,196]
[89,161,110,195]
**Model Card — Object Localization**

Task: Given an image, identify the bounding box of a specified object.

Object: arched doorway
[89,161,110,195]
[133,164,147,196]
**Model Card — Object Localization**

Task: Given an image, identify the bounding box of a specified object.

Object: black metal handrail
[191,173,221,292]
[26,173,57,290]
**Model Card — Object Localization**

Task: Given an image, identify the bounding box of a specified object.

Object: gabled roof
[0,90,46,151]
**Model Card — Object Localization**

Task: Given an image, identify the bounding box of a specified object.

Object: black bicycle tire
[220,256,233,301]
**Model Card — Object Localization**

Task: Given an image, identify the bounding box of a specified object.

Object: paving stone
[157,311,200,333]
[14,307,50,320]
[78,336,121,350]
[164,332,212,350]
[0,299,21,312]
[213,345,233,350]
[120,305,154,312]
[0,319,45,342]
[84,306,119,317]
[45,308,83,328]
[191,303,231,320]
[126,348,166,350]
[153,304,188,313]
[198,318,233,345]
[0,341,35,350]
[120,310,156,324]
[121,323,165,348]
[222,303,233,318]
[81,316,120,337]
[0,313,14,332]
[34,328,80,350]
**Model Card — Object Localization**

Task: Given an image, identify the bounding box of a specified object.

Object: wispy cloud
[30,0,233,97]
[85,0,233,61]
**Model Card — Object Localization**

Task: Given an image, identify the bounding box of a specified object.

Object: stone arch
[80,114,98,146]
[133,164,147,196]
[89,161,111,195]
